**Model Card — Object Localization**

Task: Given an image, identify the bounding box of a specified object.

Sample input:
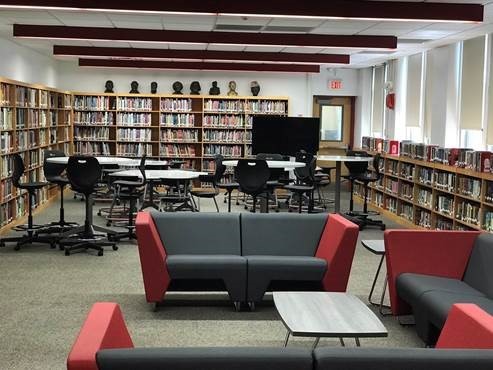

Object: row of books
[16,130,37,151]
[204,99,244,113]
[385,178,399,195]
[386,197,397,213]
[400,182,414,200]
[361,137,399,154]
[457,177,481,199]
[1,155,13,178]
[74,112,114,126]
[203,130,250,143]
[74,96,110,111]
[418,167,433,185]
[203,115,246,128]
[117,113,152,126]
[117,128,152,142]
[400,163,414,180]
[160,113,195,127]
[75,142,111,155]
[400,203,414,222]
[1,108,12,130]
[0,133,12,153]
[436,218,453,230]
[433,171,455,192]
[16,87,37,108]
[74,127,110,141]
[0,201,14,226]
[417,209,432,229]
[0,84,11,106]
[1,179,13,201]
[117,143,152,157]
[160,129,198,142]
[245,100,287,114]
[159,144,196,157]
[203,144,242,157]
[436,195,454,216]
[161,98,193,112]
[485,212,493,232]
[416,188,432,208]
[117,97,153,111]
[486,182,493,203]
[387,160,398,175]
[456,201,480,226]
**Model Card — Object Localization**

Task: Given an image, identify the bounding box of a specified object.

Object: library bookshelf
[353,151,493,234]
[71,93,289,182]
[1,77,73,230]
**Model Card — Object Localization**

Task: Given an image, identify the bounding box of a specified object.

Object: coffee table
[273,292,387,348]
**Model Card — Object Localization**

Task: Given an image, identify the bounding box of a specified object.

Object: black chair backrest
[213,154,226,186]
[344,150,370,175]
[67,156,102,195]
[256,153,284,161]
[139,155,147,184]
[294,151,315,184]
[12,153,25,188]
[236,159,270,195]
[43,150,66,179]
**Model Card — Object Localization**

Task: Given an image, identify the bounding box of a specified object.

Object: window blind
[405,53,423,127]
[371,65,385,134]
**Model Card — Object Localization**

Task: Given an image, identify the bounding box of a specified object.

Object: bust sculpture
[129,81,139,94]
[209,81,220,95]
[104,80,114,93]
[150,81,158,94]
[250,81,260,96]
[227,80,238,96]
[190,81,201,95]
[172,81,183,95]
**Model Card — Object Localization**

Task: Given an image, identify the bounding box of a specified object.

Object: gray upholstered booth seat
[167,255,247,302]
[462,233,493,298]
[247,256,327,302]
[96,347,313,370]
[313,347,493,370]
[397,273,485,306]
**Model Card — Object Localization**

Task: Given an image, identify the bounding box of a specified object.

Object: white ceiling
[1,1,493,68]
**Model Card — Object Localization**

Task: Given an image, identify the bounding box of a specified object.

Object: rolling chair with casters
[284,152,316,213]
[59,156,117,256]
[0,154,55,250]
[344,151,385,231]
[255,153,284,212]
[190,154,225,212]
[217,160,240,213]
[42,150,78,234]
[236,159,270,213]
[109,155,147,242]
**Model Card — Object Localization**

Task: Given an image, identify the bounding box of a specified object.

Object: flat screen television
[252,116,320,156]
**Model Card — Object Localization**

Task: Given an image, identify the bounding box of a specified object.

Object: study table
[46,156,168,167]
[316,155,373,213]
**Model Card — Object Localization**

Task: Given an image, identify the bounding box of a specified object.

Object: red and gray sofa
[135,212,359,309]
[66,302,493,370]
[386,230,493,344]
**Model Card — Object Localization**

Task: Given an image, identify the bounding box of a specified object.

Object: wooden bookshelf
[353,151,493,233]
[1,77,73,230]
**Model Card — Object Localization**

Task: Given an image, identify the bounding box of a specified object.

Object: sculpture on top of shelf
[104,80,114,93]
[150,81,158,94]
[172,81,183,95]
[129,81,140,94]
[209,81,220,95]
[250,81,260,96]
[190,81,201,95]
[227,80,238,96]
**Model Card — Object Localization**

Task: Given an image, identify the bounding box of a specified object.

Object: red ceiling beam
[0,1,484,22]
[54,45,350,64]
[14,25,397,49]
[78,58,321,73]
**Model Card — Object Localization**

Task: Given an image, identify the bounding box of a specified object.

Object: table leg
[312,337,320,350]
[355,337,361,347]
[141,180,159,210]
[335,161,341,213]
[379,276,392,316]
[368,255,385,305]
[283,331,291,347]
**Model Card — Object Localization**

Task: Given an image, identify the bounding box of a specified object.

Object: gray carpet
[0,187,422,370]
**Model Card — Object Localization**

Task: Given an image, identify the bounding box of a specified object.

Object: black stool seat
[48,175,70,185]
[18,181,49,190]
[190,189,217,198]
[284,184,314,192]
[218,182,239,189]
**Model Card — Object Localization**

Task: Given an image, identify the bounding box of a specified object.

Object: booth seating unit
[66,302,493,370]
[135,212,359,310]
[385,230,493,345]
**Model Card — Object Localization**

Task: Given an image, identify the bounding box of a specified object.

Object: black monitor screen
[252,116,320,156]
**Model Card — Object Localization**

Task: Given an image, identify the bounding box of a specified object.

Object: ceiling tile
[267,18,325,27]
[162,14,216,25]
[216,15,270,26]
[242,45,284,52]
[208,44,247,51]
[168,43,207,50]
[164,23,213,31]
[279,47,325,53]
[129,42,170,49]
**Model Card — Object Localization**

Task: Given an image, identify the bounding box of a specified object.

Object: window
[460,129,483,150]
[320,105,343,141]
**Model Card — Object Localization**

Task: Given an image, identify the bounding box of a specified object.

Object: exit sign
[329,79,343,90]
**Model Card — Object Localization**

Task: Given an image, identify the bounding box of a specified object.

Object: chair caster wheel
[112,245,118,251]
[106,222,111,227]
[107,234,114,242]
[98,250,104,256]
[65,250,70,256]
[244,205,248,210]
[380,224,386,231]
[14,244,20,251]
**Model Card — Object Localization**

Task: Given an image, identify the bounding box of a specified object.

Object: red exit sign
[329,79,343,90]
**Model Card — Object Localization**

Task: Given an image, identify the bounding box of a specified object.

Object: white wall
[0,38,57,87]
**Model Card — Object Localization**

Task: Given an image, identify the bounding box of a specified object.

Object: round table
[316,155,373,213]
[46,156,168,168]
[110,169,208,211]
[222,160,304,169]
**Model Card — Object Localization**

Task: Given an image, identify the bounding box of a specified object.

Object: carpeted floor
[0,186,422,370]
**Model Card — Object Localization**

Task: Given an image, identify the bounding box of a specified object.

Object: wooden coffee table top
[273,292,388,338]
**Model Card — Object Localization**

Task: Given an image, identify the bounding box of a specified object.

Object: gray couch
[135,211,359,309]
[389,232,493,344]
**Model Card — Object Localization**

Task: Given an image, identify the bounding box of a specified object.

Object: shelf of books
[72,94,289,180]
[356,137,493,234]
[1,78,73,230]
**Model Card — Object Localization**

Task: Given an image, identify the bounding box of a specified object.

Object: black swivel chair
[109,155,147,241]
[235,159,270,213]
[0,154,55,250]
[42,150,78,233]
[217,163,240,213]
[59,156,117,256]
[255,153,285,212]
[285,152,316,213]
[344,151,385,230]
[190,154,226,212]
